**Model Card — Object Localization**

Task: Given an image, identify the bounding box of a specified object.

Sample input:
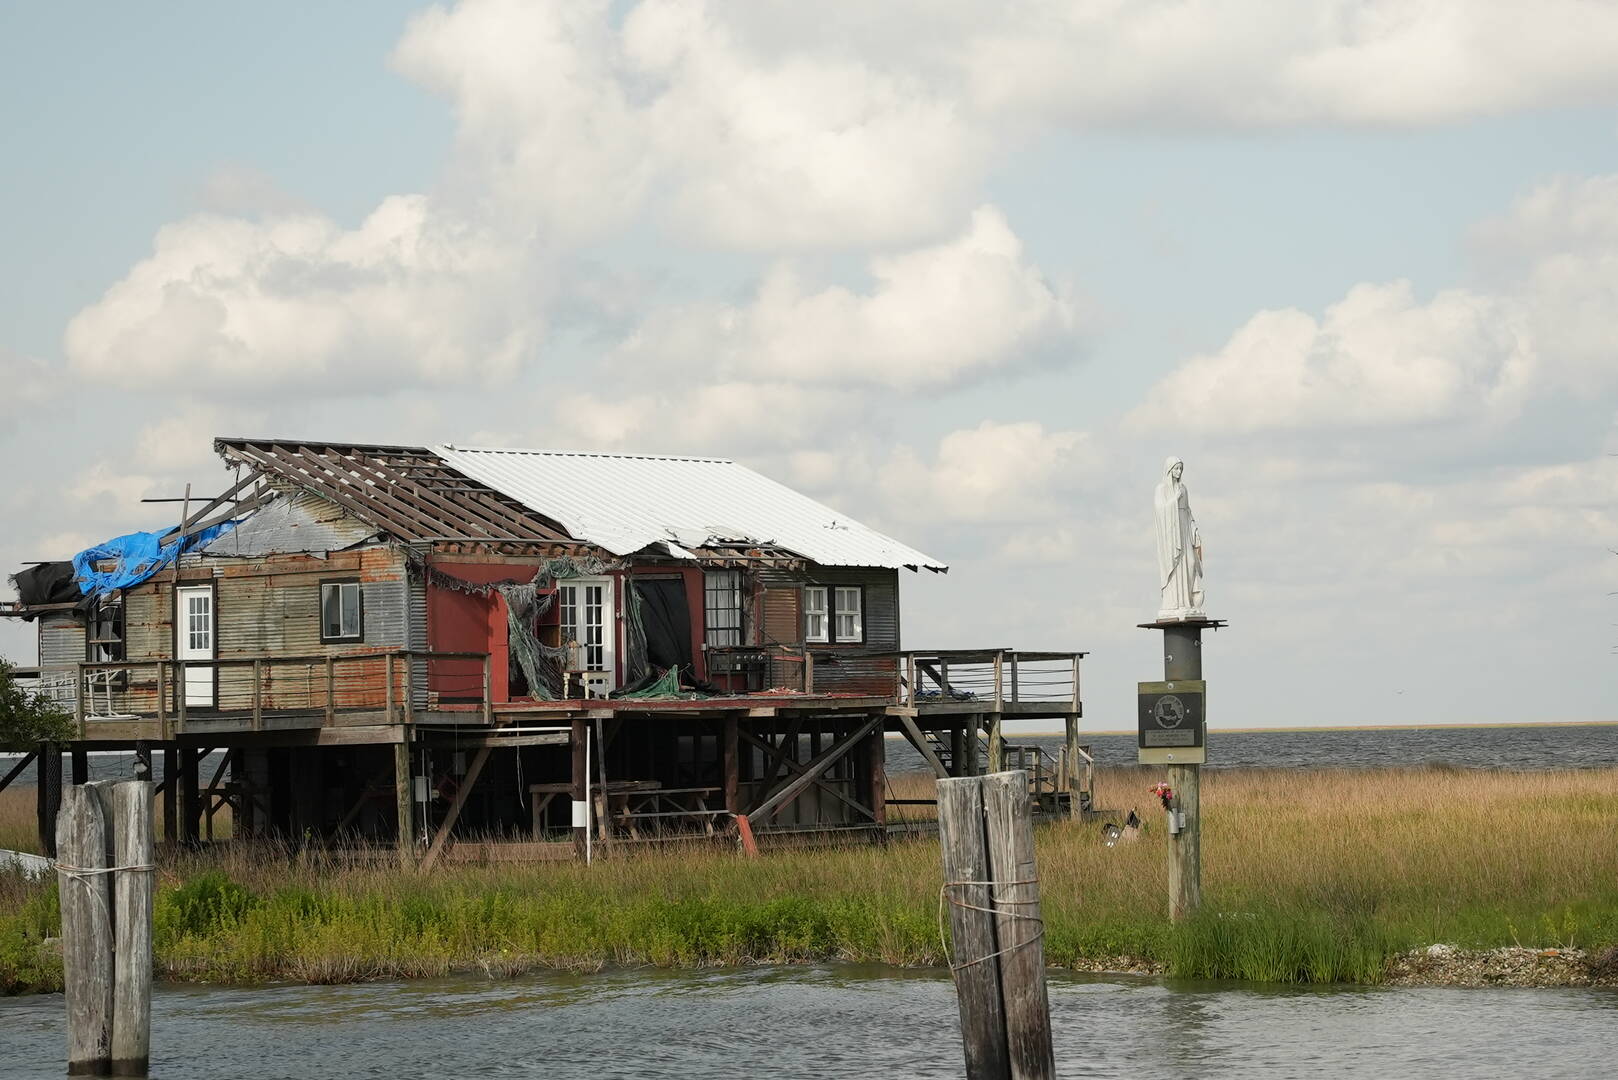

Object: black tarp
[634,578,693,675]
[10,561,80,609]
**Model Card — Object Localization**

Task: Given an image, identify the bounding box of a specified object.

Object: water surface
[3,966,1614,1079]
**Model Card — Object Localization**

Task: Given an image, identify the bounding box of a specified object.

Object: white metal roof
[436,445,947,572]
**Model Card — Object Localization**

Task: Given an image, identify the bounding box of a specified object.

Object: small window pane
[834,587,862,643]
[322,583,361,640]
[705,570,744,648]
[340,584,361,637]
[804,587,828,643]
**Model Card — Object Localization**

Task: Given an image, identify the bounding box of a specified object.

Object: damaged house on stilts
[3,438,1090,863]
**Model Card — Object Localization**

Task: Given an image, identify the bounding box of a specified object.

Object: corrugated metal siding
[39,613,85,668]
[85,546,409,713]
[126,582,168,661]
[437,444,945,570]
[761,585,803,690]
[37,613,84,708]
[752,566,898,694]
[406,545,429,709]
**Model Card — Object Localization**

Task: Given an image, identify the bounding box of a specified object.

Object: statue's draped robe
[1155,475,1204,617]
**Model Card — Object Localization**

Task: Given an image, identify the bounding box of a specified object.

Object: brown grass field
[3,766,1615,990]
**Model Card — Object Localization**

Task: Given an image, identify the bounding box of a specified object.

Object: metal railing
[890,650,1085,710]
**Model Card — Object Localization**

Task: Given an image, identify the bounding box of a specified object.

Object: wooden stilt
[419,745,490,872]
[70,746,89,785]
[180,746,201,847]
[987,714,1005,773]
[36,742,62,859]
[161,746,178,845]
[1063,714,1082,819]
[570,718,588,860]
[394,740,414,866]
[723,716,739,815]
[867,724,886,830]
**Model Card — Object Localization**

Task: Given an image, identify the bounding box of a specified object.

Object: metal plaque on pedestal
[1137,679,1206,764]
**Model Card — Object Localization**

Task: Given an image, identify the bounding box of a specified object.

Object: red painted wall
[426,563,553,703]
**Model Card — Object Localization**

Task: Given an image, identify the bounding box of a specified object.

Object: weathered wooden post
[938,771,1055,1080]
[56,785,114,1075]
[111,781,154,1077]
[980,772,1055,1079]
[1138,619,1219,921]
[394,738,415,867]
[937,776,1008,1080]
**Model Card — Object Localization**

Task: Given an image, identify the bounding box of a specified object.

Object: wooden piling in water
[981,773,1055,1080]
[56,785,114,1076]
[110,781,154,1077]
[937,775,1009,1080]
[938,771,1055,1080]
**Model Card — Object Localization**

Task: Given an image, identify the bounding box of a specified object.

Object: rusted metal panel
[761,585,803,690]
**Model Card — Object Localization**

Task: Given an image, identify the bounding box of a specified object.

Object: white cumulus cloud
[613,206,1079,391]
[63,197,537,395]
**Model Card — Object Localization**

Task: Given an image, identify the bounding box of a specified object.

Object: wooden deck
[55,647,1085,744]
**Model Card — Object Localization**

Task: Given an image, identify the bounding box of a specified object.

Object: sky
[3,1,1617,731]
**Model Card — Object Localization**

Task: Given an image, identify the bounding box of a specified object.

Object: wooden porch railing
[70,649,493,735]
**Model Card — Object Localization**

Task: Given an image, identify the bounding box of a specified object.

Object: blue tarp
[72,523,236,598]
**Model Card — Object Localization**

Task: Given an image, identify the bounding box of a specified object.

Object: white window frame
[803,586,828,643]
[834,586,864,644]
[175,584,215,709]
[320,581,363,643]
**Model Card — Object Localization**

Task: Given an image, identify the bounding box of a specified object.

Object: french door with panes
[558,577,615,690]
[176,585,215,708]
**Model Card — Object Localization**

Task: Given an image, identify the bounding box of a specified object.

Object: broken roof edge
[440,443,735,465]
[438,443,949,573]
[214,435,435,458]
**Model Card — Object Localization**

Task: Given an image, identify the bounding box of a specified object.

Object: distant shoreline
[979,720,1618,737]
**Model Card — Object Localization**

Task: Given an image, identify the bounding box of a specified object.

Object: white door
[177,585,215,708]
[558,577,615,691]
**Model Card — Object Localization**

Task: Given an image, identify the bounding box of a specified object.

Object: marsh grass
[2,766,1615,992]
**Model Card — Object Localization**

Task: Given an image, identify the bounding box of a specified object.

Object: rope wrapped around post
[937,771,1055,1080]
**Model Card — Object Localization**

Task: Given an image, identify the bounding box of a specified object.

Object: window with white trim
[320,581,363,642]
[804,585,863,644]
[834,586,863,644]
[803,586,828,643]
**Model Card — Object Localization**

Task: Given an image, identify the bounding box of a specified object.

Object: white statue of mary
[1155,456,1205,620]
